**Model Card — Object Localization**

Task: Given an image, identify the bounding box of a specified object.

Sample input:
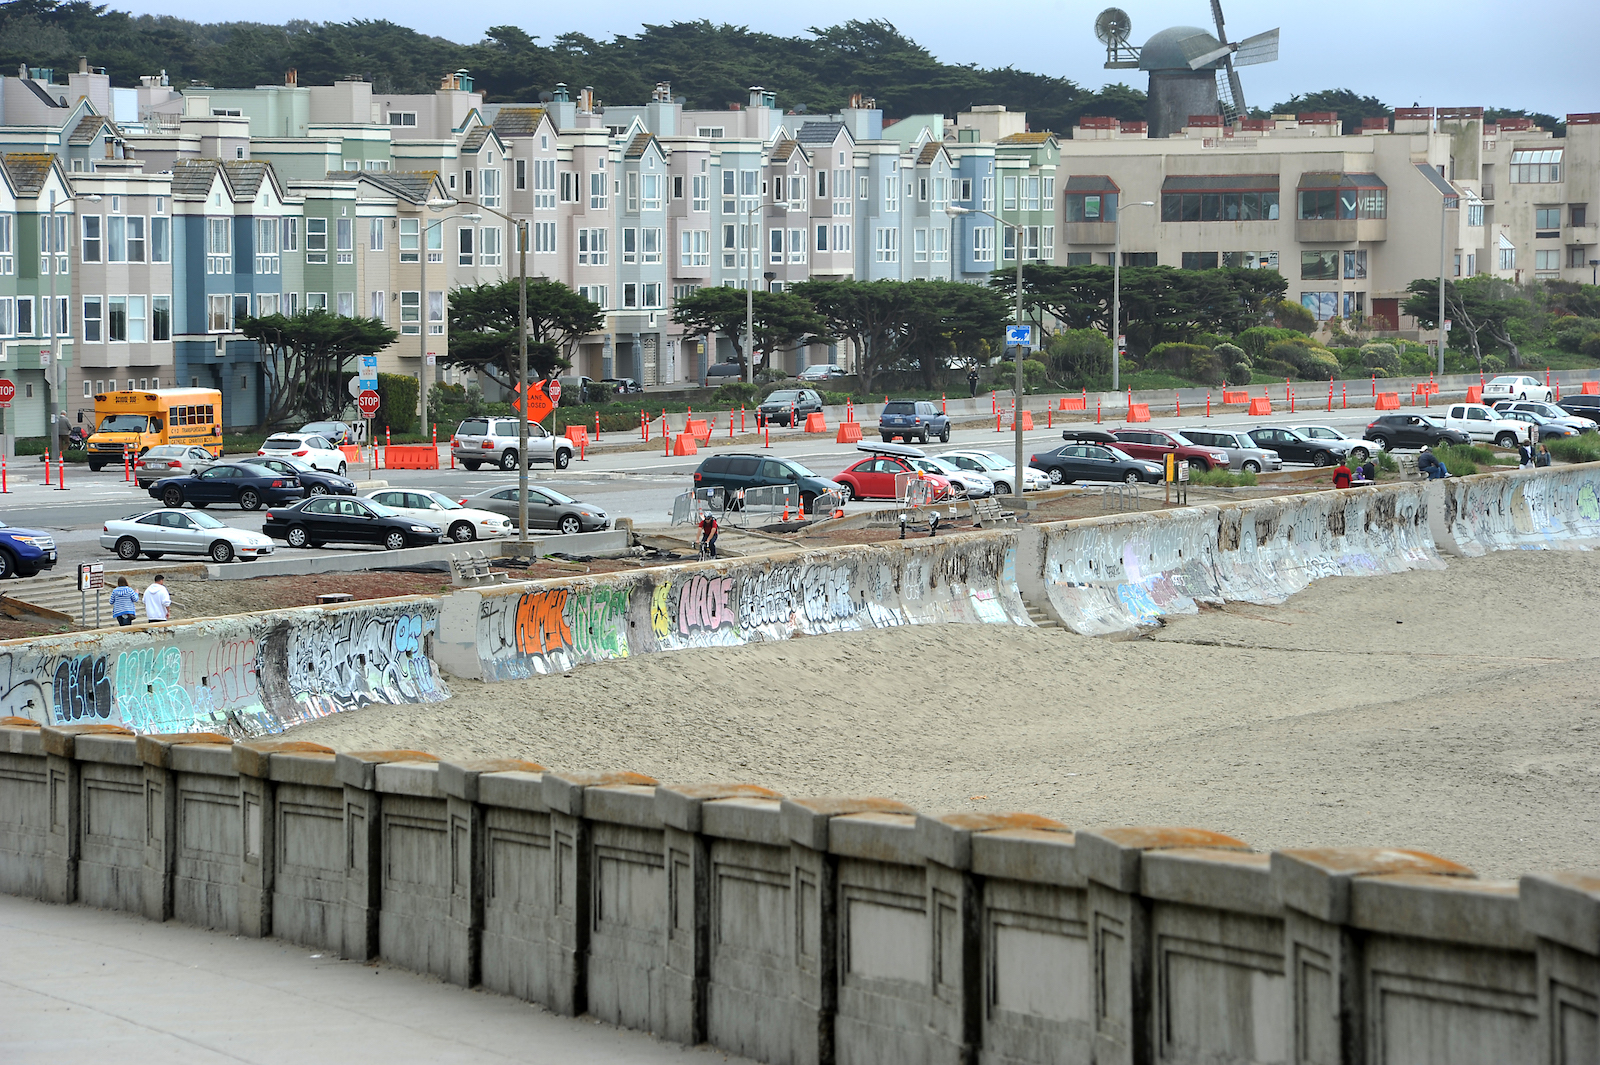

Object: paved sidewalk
[0,893,751,1064]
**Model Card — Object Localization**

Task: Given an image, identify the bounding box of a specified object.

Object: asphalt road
[0,405,1390,573]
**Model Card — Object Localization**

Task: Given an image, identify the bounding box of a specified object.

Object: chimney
[79,56,89,74]
[285,68,297,87]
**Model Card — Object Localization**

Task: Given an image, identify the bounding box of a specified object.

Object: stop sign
[547,380,562,404]
[356,389,380,418]
[0,379,13,407]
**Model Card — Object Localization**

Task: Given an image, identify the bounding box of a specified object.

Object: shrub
[1185,349,1229,387]
[1047,328,1112,381]
[1144,342,1211,372]
[1552,317,1600,352]
[1189,467,1258,487]
[1482,354,1507,372]
[1582,333,1600,358]
[1022,359,1050,393]
[1229,361,1253,384]
[1435,444,1485,476]
[1212,342,1248,367]
[375,372,418,436]
[712,381,760,405]
[1376,452,1398,473]
[1359,342,1401,374]
[1273,299,1316,333]
[1547,436,1600,464]
[1235,326,1305,360]
[1267,339,1339,379]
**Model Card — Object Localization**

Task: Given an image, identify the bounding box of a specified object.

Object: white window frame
[479,226,502,267]
[875,227,899,263]
[400,290,420,334]
[368,217,385,252]
[534,220,556,254]
[399,217,419,263]
[305,217,327,264]
[680,228,708,266]
[83,295,102,342]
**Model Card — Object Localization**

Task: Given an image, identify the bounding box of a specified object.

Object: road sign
[357,390,381,418]
[1005,325,1030,346]
[513,382,554,422]
[39,352,49,369]
[0,379,14,407]
[547,380,563,404]
[346,376,362,399]
[425,353,436,366]
[1442,319,1452,332]
[77,562,104,591]
[358,354,378,392]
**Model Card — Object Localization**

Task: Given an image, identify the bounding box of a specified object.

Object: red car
[1108,428,1230,472]
[833,454,952,501]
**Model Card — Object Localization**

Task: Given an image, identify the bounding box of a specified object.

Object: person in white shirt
[143,575,171,621]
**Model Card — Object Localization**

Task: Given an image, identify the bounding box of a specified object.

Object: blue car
[0,519,58,578]
[149,462,305,511]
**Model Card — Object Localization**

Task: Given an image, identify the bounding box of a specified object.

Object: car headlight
[410,525,433,533]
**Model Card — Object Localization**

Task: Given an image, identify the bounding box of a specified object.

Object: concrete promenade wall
[3,724,1599,1065]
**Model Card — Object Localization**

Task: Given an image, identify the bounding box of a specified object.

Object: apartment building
[0,153,74,437]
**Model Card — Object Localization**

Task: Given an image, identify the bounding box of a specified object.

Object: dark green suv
[692,453,845,515]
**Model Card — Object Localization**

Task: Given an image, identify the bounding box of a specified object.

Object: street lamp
[468,199,533,542]
[744,200,761,384]
[947,203,1027,508]
[1111,200,1155,392]
[45,190,101,465]
[1437,188,1458,376]
[423,199,481,464]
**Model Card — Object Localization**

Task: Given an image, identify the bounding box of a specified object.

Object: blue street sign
[358,354,379,391]
[1006,325,1030,346]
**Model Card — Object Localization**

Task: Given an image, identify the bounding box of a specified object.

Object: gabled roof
[0,153,60,194]
[221,160,272,198]
[997,132,1054,146]
[796,121,847,145]
[915,141,948,165]
[624,131,663,160]
[172,158,285,201]
[324,169,442,204]
[69,114,119,145]
[492,107,546,136]
[770,138,802,163]
[461,127,490,152]
[171,158,222,196]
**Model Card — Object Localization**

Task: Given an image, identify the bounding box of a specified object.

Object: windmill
[1096,8,1140,68]
[1190,0,1279,118]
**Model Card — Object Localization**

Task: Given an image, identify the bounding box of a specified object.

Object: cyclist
[697,512,720,560]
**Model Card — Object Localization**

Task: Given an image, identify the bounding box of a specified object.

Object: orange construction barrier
[1466,386,1483,403]
[1059,396,1087,411]
[1247,398,1272,416]
[1127,404,1151,423]
[684,417,710,441]
[1010,411,1035,430]
[1375,392,1401,410]
[672,432,699,456]
[1582,381,1600,395]
[803,411,827,433]
[339,444,361,463]
[835,421,863,443]
[1222,390,1249,404]
[564,425,589,448]
[383,444,439,469]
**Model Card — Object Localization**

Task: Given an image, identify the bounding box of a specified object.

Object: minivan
[693,453,845,515]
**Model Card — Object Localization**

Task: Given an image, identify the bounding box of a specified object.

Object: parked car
[1442,403,1524,447]
[1493,400,1598,432]
[1558,395,1600,423]
[797,363,849,382]
[1108,428,1229,471]
[132,444,218,489]
[1482,375,1554,404]
[757,388,825,427]
[692,453,845,515]
[1363,414,1472,451]
[150,462,304,511]
[1289,425,1377,463]
[878,400,951,444]
[906,456,993,497]
[602,377,643,394]
[1177,428,1282,473]
[703,361,745,388]
[1243,426,1348,467]
[245,456,356,496]
[556,375,595,404]
[1029,443,1165,485]
[940,449,1051,493]
[366,489,514,541]
[833,449,953,502]
[457,485,611,534]
[262,496,442,550]
[298,420,361,446]
[450,417,575,471]
[102,508,275,563]
[1494,408,1578,441]
[257,432,347,474]
[0,520,57,578]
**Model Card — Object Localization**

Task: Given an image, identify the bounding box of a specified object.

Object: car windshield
[537,487,576,505]
[97,414,149,433]
[422,492,464,510]
[766,391,799,404]
[785,461,817,477]
[189,512,228,529]
[1419,416,1446,427]
[963,453,1009,471]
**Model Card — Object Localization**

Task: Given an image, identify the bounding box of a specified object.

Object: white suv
[1443,403,1527,448]
[451,417,575,471]
[257,433,346,474]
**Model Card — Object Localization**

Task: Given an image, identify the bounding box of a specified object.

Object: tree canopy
[242,309,397,427]
[670,286,825,371]
[446,279,603,388]
[1405,276,1537,370]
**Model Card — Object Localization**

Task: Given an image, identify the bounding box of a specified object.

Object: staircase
[1024,601,1061,630]
[2,574,99,626]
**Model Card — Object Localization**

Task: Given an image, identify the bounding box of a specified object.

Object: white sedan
[102,508,275,563]
[364,489,513,542]
[258,432,347,474]
[940,449,1051,493]
[1482,375,1554,404]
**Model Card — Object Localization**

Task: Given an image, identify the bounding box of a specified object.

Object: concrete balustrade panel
[1436,463,1600,556]
[263,751,344,948]
[165,741,243,931]
[1519,872,1600,1065]
[585,784,669,1034]
[0,722,48,898]
[71,732,146,914]
[477,770,554,1002]
[373,761,454,978]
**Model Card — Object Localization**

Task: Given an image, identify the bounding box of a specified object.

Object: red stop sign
[0,379,14,406]
[547,380,562,404]
[357,389,380,418]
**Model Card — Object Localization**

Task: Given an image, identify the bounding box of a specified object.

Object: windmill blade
[1187,43,1235,70]
[1223,54,1247,117]
[1233,28,1279,67]
[1209,0,1231,43]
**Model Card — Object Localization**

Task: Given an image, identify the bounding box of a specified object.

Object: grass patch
[1435,443,1496,476]
[1376,452,1398,473]
[1188,468,1257,487]
[1546,436,1600,464]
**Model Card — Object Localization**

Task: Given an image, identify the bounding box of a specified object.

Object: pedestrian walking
[1536,443,1552,467]
[143,574,171,622]
[1518,440,1535,468]
[109,577,139,626]
[967,368,979,398]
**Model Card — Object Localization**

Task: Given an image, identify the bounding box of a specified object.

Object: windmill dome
[1139,25,1223,70]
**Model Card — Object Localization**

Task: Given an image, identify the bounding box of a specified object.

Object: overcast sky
[126,0,1593,117]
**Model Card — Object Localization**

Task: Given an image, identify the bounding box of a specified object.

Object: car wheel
[500,449,519,471]
[1351,446,1370,462]
[161,487,184,507]
[209,541,234,564]
[89,463,104,473]
[1518,392,1527,400]
[144,553,163,560]
[115,537,140,561]
[449,521,476,542]
[1371,435,1390,451]
[559,515,583,536]
[383,530,407,551]
[239,489,261,511]
[554,450,571,470]
[1124,471,1140,484]
[286,525,309,548]
[800,492,817,516]
[995,481,1011,494]
[836,483,853,502]
[1496,433,1519,448]
[919,432,929,444]
[1047,468,1064,484]
[0,551,15,580]
[1312,452,1331,467]
[309,483,328,495]
[1191,459,1210,472]
[462,460,482,471]
[1242,460,1261,473]
[939,426,950,443]
[337,462,347,476]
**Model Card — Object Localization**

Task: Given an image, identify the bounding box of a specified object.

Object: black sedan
[262,496,443,550]
[1363,415,1471,451]
[246,456,357,496]
[1029,443,1165,485]
[150,462,304,511]
[1244,426,1345,466]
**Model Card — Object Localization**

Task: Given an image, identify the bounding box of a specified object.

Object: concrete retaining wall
[4,722,1597,1065]
[1433,463,1600,556]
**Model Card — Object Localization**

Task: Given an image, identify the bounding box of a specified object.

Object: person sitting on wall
[1417,447,1448,479]
[1332,460,1353,489]
[1359,460,1377,482]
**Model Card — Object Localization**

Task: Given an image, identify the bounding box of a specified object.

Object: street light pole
[1111,200,1156,392]
[468,199,532,542]
[44,188,99,465]
[1438,194,1449,376]
[744,200,760,384]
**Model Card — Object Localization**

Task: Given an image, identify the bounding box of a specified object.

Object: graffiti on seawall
[278,604,447,724]
[482,584,633,680]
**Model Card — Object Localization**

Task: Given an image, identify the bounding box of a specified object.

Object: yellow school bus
[85,388,224,470]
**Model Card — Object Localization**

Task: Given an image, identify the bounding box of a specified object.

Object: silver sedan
[101,508,276,563]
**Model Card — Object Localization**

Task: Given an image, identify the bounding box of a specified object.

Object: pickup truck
[1441,403,1526,448]
[450,417,576,471]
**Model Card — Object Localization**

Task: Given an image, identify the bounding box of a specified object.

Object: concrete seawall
[3,724,1597,1065]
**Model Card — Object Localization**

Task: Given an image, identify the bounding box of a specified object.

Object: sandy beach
[287,549,1600,879]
